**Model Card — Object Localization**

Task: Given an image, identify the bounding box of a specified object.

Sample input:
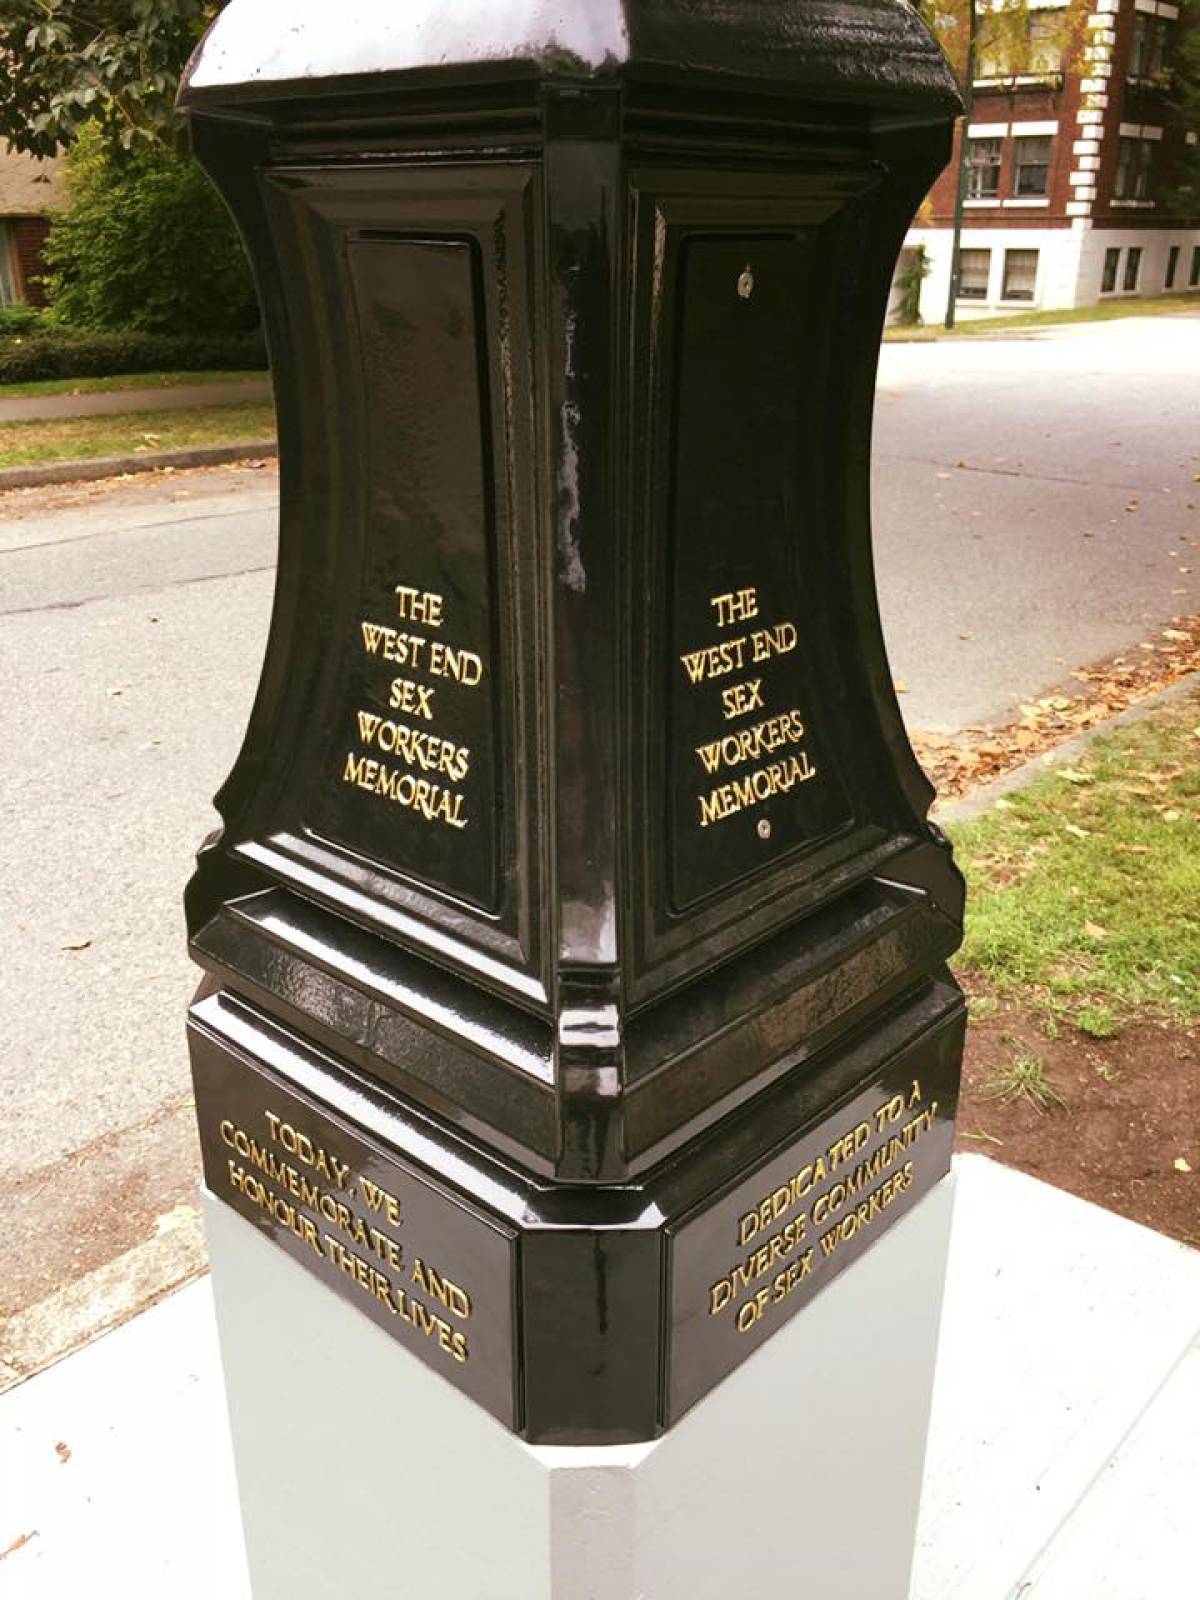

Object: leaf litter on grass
[915,618,1200,803]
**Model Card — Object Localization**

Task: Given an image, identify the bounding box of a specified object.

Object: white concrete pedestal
[205,1175,955,1600]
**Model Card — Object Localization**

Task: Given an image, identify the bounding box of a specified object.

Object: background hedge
[0,330,267,383]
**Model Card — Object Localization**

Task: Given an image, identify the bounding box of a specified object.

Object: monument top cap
[181,0,958,110]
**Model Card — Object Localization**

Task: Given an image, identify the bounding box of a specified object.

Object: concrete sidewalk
[3,1156,1198,1598]
[0,378,272,423]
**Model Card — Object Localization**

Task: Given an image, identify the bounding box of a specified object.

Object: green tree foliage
[41,126,257,334]
[918,0,1089,89]
[1166,1,1200,219]
[0,0,218,157]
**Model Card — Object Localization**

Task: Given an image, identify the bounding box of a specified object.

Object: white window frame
[1000,247,1040,303]
[0,222,20,306]
[956,246,993,302]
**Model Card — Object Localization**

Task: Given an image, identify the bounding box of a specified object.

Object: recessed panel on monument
[666,233,853,909]
[192,162,547,998]
[181,0,966,1445]
[310,234,501,911]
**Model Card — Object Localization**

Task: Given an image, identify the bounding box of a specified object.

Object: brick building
[904,0,1200,319]
[0,146,63,307]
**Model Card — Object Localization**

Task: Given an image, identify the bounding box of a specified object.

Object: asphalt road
[0,316,1196,1360]
[874,315,1198,729]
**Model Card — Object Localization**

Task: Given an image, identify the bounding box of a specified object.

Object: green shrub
[0,303,46,334]
[895,244,931,327]
[42,126,258,337]
[0,330,267,383]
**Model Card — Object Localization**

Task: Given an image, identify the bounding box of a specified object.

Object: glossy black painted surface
[181,0,966,1440]
[191,975,961,1442]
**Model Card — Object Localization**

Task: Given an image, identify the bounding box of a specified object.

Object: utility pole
[945,0,979,329]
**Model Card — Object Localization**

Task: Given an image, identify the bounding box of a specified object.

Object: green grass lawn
[887,291,1200,340]
[0,369,268,399]
[948,691,1200,1036]
[0,401,276,468]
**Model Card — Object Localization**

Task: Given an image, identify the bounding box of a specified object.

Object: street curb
[0,1203,206,1395]
[0,439,277,492]
[933,670,1200,828]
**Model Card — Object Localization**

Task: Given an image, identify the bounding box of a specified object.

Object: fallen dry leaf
[60,938,92,952]
[0,1532,38,1562]
[916,615,1200,804]
[1064,823,1091,839]
[54,1441,71,1464]
[1083,920,1110,941]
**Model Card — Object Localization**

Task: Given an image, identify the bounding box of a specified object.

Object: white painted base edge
[205,1173,956,1600]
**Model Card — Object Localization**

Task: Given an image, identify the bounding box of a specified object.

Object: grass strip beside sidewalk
[948,689,1199,1247]
[886,290,1200,340]
[950,689,1199,1034]
[0,401,276,468]
[0,370,267,400]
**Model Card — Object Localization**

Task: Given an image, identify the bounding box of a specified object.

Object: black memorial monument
[182,0,966,1446]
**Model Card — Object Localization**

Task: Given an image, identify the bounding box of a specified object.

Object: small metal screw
[757,818,772,840]
[738,265,755,300]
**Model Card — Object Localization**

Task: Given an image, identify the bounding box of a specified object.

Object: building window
[979,10,1068,77]
[1027,12,1066,75]
[1013,135,1053,197]
[1166,245,1180,289]
[1129,14,1172,79]
[977,11,1065,77]
[975,19,1011,78]
[957,248,992,300]
[1114,137,1155,201]
[1191,246,1200,288]
[0,222,18,306]
[1123,247,1143,292]
[1002,249,1038,301]
[966,136,1003,199]
[1102,248,1120,293]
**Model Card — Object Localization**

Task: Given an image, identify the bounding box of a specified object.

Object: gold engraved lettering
[387,677,436,721]
[427,639,484,686]
[719,679,764,720]
[358,1175,404,1228]
[342,751,468,830]
[706,1088,938,1336]
[695,709,807,777]
[394,585,444,628]
[347,579,486,829]
[411,1257,473,1321]
[679,586,820,833]
[749,621,798,664]
[263,1111,351,1188]
[698,752,817,828]
[679,635,749,685]
[359,622,428,669]
[217,1108,475,1370]
[710,588,759,629]
[355,710,471,783]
